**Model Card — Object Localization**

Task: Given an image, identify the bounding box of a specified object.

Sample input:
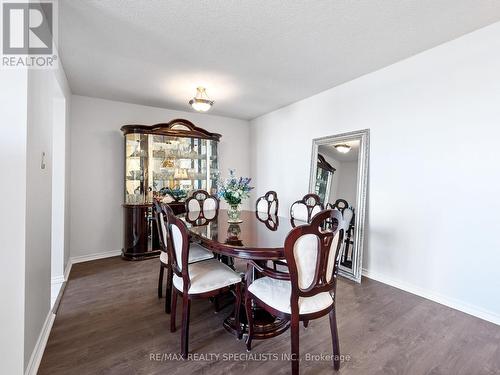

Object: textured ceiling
[59,0,500,120]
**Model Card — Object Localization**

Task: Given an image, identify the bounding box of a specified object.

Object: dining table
[179,209,305,339]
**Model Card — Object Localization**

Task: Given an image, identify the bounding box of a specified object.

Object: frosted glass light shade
[334,144,351,153]
[189,87,214,112]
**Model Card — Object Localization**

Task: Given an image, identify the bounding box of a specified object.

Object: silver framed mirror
[308,129,369,283]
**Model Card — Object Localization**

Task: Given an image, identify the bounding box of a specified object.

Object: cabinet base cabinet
[121,203,186,260]
[122,204,160,260]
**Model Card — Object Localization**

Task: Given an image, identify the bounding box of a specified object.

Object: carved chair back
[342,207,354,230]
[256,190,279,215]
[290,193,324,223]
[326,199,353,230]
[185,189,219,222]
[154,201,175,260]
[255,211,280,231]
[166,210,192,293]
[326,199,348,213]
[284,209,344,312]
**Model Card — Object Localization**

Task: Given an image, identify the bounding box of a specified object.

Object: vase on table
[227,204,243,223]
[217,169,254,223]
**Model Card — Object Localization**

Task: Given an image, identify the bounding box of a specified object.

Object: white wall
[250,22,500,324]
[70,96,251,259]
[25,69,54,367]
[24,65,72,371]
[0,63,71,374]
[0,69,28,375]
[334,160,358,210]
[50,92,67,307]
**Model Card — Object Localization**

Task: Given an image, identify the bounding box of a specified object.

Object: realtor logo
[1,1,58,68]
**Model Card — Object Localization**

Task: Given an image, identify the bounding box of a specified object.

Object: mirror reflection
[310,130,368,282]
[316,141,359,269]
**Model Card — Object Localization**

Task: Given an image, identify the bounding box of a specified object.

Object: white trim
[362,268,500,326]
[70,250,121,264]
[24,312,56,375]
[50,277,64,308]
[50,261,73,308]
[63,260,72,281]
[51,275,65,284]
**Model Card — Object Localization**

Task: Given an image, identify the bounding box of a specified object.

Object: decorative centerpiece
[226,224,243,246]
[157,187,187,203]
[217,169,253,223]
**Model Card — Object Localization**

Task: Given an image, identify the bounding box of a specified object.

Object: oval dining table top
[179,209,305,260]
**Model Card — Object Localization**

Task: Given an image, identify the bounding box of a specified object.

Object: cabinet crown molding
[121,118,221,141]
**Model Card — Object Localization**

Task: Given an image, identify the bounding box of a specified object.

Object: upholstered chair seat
[160,244,213,265]
[173,259,242,294]
[248,277,333,314]
[186,243,214,263]
[160,250,169,264]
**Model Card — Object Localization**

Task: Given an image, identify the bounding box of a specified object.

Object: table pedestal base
[223,306,290,339]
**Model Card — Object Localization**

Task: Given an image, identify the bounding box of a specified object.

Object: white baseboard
[63,260,72,281]
[24,312,56,375]
[362,268,500,326]
[50,279,63,308]
[70,249,122,264]
[50,261,74,308]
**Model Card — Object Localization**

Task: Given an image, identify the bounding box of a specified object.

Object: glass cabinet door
[125,133,149,204]
[208,140,219,195]
[149,136,219,201]
[125,131,219,205]
[315,167,332,203]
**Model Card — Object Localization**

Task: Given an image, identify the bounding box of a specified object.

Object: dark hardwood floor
[39,257,500,375]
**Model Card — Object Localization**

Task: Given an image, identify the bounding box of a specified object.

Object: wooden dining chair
[326,199,347,228]
[290,193,323,223]
[326,200,354,265]
[154,201,214,314]
[340,207,354,266]
[154,201,174,313]
[185,189,219,222]
[245,209,345,374]
[326,198,348,213]
[166,210,243,358]
[256,190,279,216]
[255,211,280,231]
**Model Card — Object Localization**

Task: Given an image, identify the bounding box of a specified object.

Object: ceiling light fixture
[334,144,351,153]
[189,87,214,112]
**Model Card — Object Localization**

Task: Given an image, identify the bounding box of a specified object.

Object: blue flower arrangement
[216,169,254,206]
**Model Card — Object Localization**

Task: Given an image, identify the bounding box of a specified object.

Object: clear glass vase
[227,204,242,223]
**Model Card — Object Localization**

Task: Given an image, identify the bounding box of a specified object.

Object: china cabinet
[121,119,221,260]
[314,154,335,203]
